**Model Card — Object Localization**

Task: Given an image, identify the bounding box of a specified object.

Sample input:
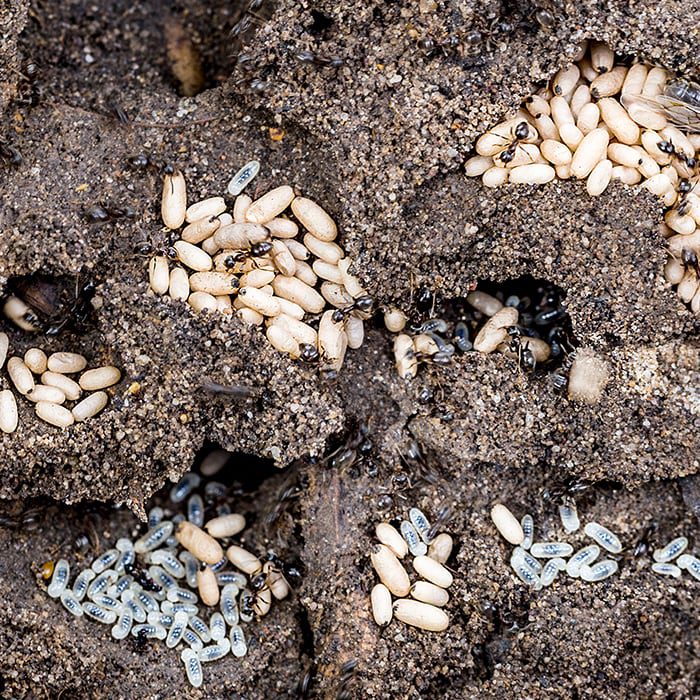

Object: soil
[0,0,698,698]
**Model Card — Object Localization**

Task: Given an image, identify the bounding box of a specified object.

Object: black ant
[681,248,700,276]
[496,121,531,164]
[331,295,375,323]
[0,141,22,166]
[85,203,136,223]
[506,326,537,372]
[633,522,658,557]
[132,241,178,260]
[132,627,149,651]
[295,50,344,68]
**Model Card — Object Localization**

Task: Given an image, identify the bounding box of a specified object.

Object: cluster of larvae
[149,162,369,373]
[369,507,455,632]
[386,291,608,404]
[0,332,120,433]
[43,454,291,690]
[492,501,700,587]
[465,40,700,315]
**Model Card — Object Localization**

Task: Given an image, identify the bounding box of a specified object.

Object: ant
[85,203,136,223]
[331,295,374,323]
[132,241,178,260]
[681,247,700,276]
[0,141,22,166]
[295,50,344,68]
[496,121,531,164]
[506,326,537,372]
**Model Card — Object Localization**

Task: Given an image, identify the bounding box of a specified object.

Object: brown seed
[269,315,318,346]
[189,271,239,296]
[233,194,252,223]
[370,544,410,597]
[176,521,224,564]
[410,581,450,607]
[265,324,300,356]
[266,217,299,239]
[196,565,220,607]
[345,316,364,349]
[188,291,218,312]
[271,240,297,276]
[0,390,18,434]
[599,98,640,145]
[272,276,325,313]
[282,239,310,261]
[8,357,35,394]
[393,599,449,632]
[25,385,66,404]
[428,533,453,565]
[293,260,318,287]
[590,65,626,99]
[205,513,246,538]
[79,366,121,391]
[246,186,295,224]
[35,401,74,428]
[47,352,87,374]
[590,41,613,73]
[169,267,190,301]
[413,555,453,588]
[375,522,408,558]
[23,348,48,374]
[181,216,221,244]
[226,545,262,575]
[473,307,519,353]
[238,286,281,317]
[149,256,170,295]
[394,334,417,379]
[318,310,348,370]
[571,128,610,179]
[567,348,609,404]
[214,223,268,250]
[312,260,343,284]
[174,241,213,272]
[72,391,109,422]
[185,197,226,224]
[320,281,353,309]
[41,372,82,401]
[370,583,393,627]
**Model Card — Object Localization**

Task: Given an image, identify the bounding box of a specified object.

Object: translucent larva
[47,559,70,598]
[147,612,174,628]
[580,559,618,582]
[166,611,189,648]
[566,544,600,578]
[221,583,240,626]
[150,550,186,578]
[540,558,567,587]
[92,549,120,574]
[179,551,199,588]
[677,554,700,580]
[652,536,688,563]
[72,568,96,601]
[132,623,167,640]
[230,624,247,657]
[408,507,432,544]
[651,562,682,578]
[135,590,160,614]
[204,480,227,499]
[134,521,175,553]
[60,589,83,617]
[584,522,623,554]
[87,569,117,599]
[558,502,580,533]
[190,615,213,643]
[216,571,247,587]
[521,514,534,550]
[510,551,543,590]
[170,472,201,503]
[162,601,198,616]
[122,591,147,622]
[400,520,427,556]
[82,601,118,624]
[147,507,164,529]
[512,546,542,573]
[227,160,260,196]
[211,556,228,573]
[91,594,121,611]
[198,639,231,662]
[111,575,133,597]
[208,611,227,641]
[530,542,574,558]
[111,606,133,640]
[115,548,135,574]
[167,587,198,604]
[183,628,204,651]
[148,566,178,592]
[182,648,204,688]
[187,494,205,527]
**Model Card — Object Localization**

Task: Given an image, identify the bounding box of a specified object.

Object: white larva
[375,522,408,559]
[508,163,555,185]
[246,185,295,224]
[540,557,567,587]
[185,196,226,223]
[291,196,338,241]
[530,542,574,558]
[239,590,255,623]
[580,559,618,582]
[370,544,411,597]
[266,324,300,356]
[520,514,534,550]
[509,551,542,590]
[72,568,96,601]
[168,267,191,301]
[71,391,109,422]
[267,217,299,239]
[41,371,81,401]
[110,575,133,596]
[122,592,146,624]
[590,41,614,73]
[676,554,700,580]
[230,624,248,657]
[410,581,449,607]
[176,521,224,564]
[197,564,219,607]
[413,555,453,589]
[172,473,200,501]
[187,493,204,527]
[134,521,174,553]
[110,604,133,640]
[216,571,247,587]
[400,520,427,557]
[181,648,204,688]
[199,639,231,662]
[651,562,682,578]
[393,599,449,632]
[228,160,260,196]
[24,348,47,374]
[36,401,74,428]
[151,566,179,593]
[490,503,524,545]
[370,583,393,627]
[473,307,519,354]
[149,256,170,294]
[652,536,688,563]
[567,349,609,404]
[586,158,613,196]
[83,601,118,624]
[226,545,262,575]
[166,611,189,648]
[344,316,365,350]
[559,502,580,533]
[3,296,39,331]
[161,169,187,229]
[570,128,610,179]
[134,590,159,614]
[60,590,83,617]
[78,365,122,391]
[394,333,417,379]
[205,513,246,538]
[584,521,623,553]
[8,357,35,394]
[47,558,70,598]
[482,166,509,188]
[428,534,453,565]
[91,593,121,611]
[409,507,432,544]
[174,241,213,272]
[25,385,66,405]
[208,611,226,641]
[92,549,119,574]
[181,215,221,244]
[0,390,18,434]
[183,628,204,651]
[271,240,297,276]
[221,583,240,626]
[512,546,542,573]
[162,602,198,617]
